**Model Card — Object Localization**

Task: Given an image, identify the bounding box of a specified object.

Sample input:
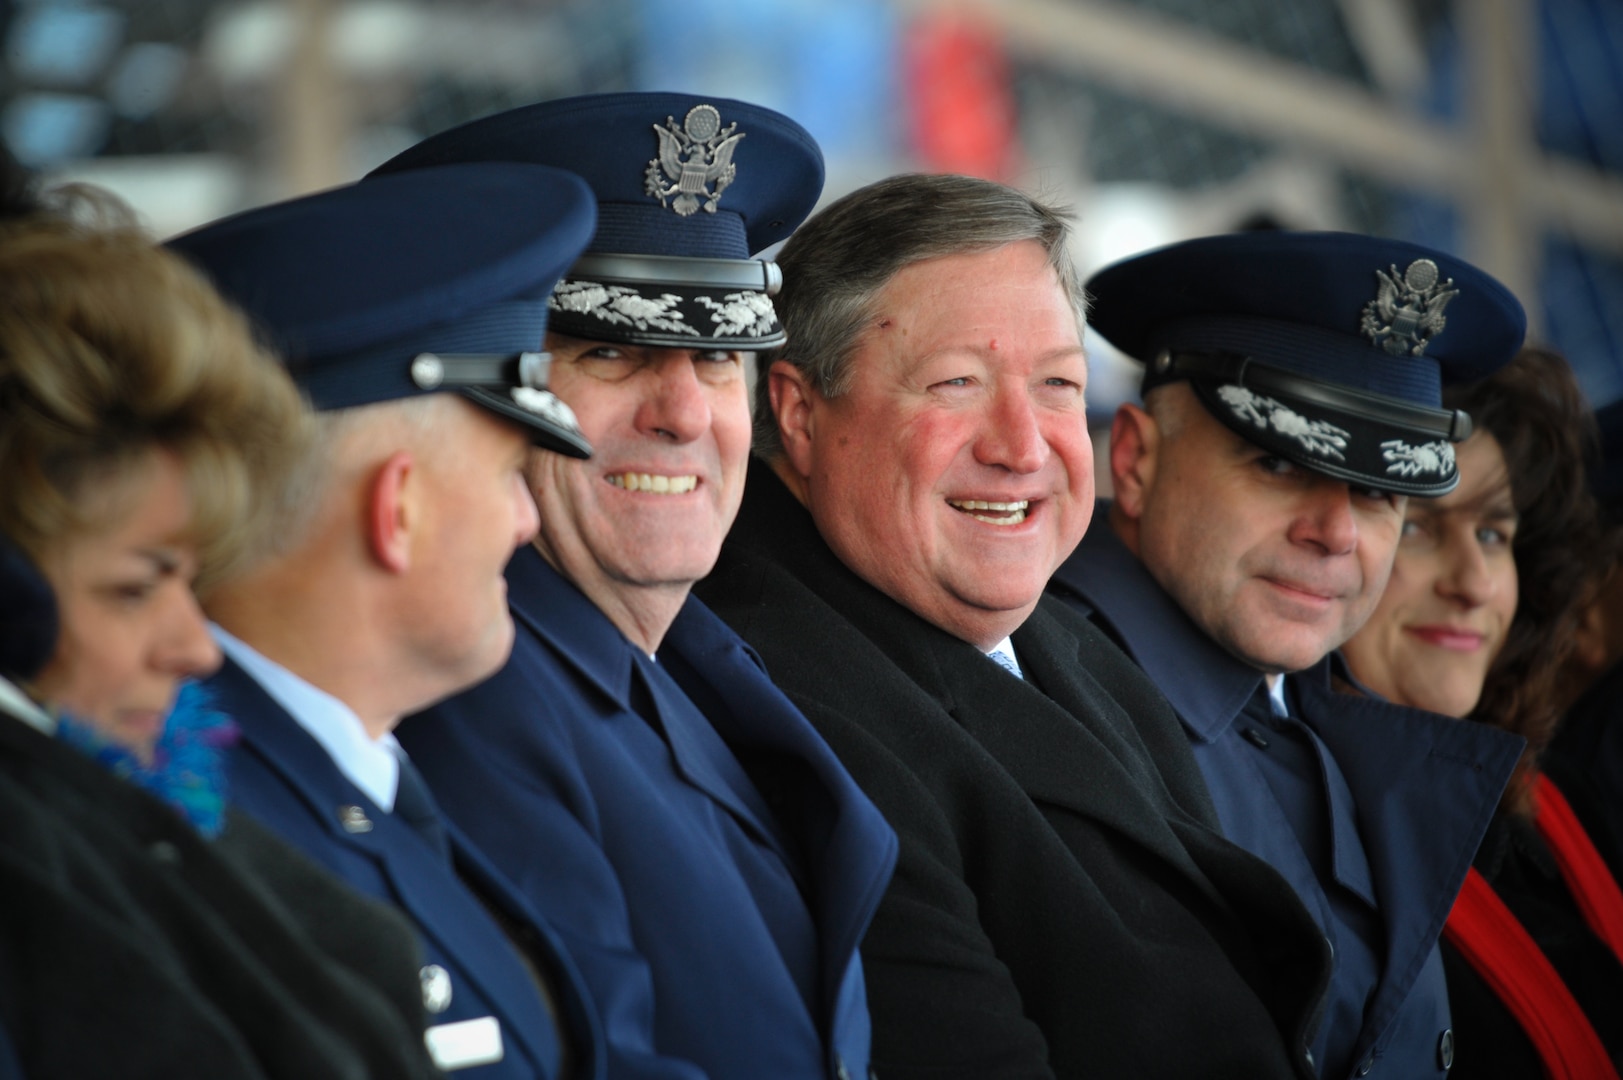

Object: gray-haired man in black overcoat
[693,173,1335,1080]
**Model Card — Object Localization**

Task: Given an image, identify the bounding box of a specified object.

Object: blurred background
[3,0,1620,421]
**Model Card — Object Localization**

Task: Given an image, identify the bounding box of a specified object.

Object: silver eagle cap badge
[646,104,744,217]
[1360,258,1459,357]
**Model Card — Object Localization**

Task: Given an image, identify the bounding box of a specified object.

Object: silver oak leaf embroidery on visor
[510,387,581,430]
[1381,439,1456,478]
[1218,385,1350,461]
[694,291,776,337]
[549,281,700,337]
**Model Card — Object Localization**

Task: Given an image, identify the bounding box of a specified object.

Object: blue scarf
[56,681,238,837]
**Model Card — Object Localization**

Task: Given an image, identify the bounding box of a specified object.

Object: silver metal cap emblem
[420,964,453,1014]
[518,350,551,390]
[411,353,445,389]
[646,104,744,217]
[1360,259,1459,357]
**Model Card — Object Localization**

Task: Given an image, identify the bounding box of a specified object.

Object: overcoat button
[148,840,182,864]
[338,805,374,833]
[1355,1052,1375,1076]
[1437,1029,1454,1070]
[420,964,453,1014]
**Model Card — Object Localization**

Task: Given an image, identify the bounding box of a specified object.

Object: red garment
[1442,775,1623,1080]
[902,12,1018,180]
[1534,775,1623,966]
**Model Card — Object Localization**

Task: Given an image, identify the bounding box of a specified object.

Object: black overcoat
[0,699,440,1080]
[692,459,1333,1080]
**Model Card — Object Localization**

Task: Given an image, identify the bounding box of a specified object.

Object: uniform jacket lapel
[659,595,898,1023]
[208,656,583,1077]
[507,550,783,854]
[508,547,896,1034]
[1296,665,1520,1044]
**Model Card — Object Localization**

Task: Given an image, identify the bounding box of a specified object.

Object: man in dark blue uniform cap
[1046,230,1529,1080]
[167,162,606,1080]
[373,93,899,1080]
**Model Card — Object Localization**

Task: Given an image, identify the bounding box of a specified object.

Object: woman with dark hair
[0,207,441,1079]
[1342,346,1623,1079]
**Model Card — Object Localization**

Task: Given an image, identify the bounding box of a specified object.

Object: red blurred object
[903,12,1020,180]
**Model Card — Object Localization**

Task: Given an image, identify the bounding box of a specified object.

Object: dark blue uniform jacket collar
[1052,505,1528,1059]
[1050,510,1267,741]
[504,545,784,846]
[503,540,899,1026]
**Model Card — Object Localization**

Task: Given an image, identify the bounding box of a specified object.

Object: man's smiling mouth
[948,499,1029,525]
[607,472,698,494]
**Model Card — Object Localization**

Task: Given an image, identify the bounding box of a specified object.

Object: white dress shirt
[211,624,401,811]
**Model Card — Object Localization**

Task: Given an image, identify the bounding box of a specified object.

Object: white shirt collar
[211,624,401,811]
[0,674,54,735]
[987,635,1024,680]
[1266,673,1290,718]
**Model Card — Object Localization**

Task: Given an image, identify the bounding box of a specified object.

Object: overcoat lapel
[893,605,1229,914]
[728,458,1243,917]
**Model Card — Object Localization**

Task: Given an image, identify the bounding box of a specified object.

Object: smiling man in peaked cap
[375,92,898,1080]
[169,163,604,1080]
[1046,230,1529,1080]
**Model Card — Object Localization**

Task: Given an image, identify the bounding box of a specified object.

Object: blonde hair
[0,213,312,594]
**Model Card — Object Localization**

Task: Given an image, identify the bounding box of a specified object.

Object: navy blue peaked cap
[366,91,825,350]
[1088,230,1527,496]
[166,163,598,458]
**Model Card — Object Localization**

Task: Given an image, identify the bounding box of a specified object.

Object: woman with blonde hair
[0,201,440,1079]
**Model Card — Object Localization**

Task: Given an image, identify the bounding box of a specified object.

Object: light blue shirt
[1267,674,1290,717]
[987,635,1023,680]
[211,624,401,811]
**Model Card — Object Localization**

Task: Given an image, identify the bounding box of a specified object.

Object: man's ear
[1110,403,1160,521]
[366,450,415,574]
[768,359,818,481]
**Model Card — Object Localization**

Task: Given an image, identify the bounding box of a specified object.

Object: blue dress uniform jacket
[1048,515,1523,1080]
[398,547,898,1080]
[206,658,604,1080]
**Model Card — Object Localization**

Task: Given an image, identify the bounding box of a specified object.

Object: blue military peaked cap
[1087,230,1527,497]
[166,163,598,458]
[366,91,825,350]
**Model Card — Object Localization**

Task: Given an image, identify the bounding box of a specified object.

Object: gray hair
[753,173,1087,457]
[263,392,454,558]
